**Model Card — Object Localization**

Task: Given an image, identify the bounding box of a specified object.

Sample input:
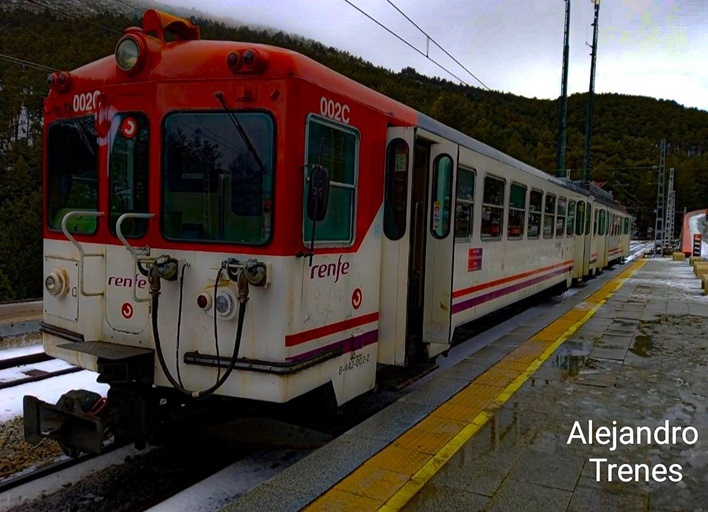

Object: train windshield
[110,113,149,238]
[162,112,274,244]
[46,116,99,234]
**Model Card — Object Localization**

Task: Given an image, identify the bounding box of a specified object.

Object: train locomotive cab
[27,10,399,454]
[25,10,630,457]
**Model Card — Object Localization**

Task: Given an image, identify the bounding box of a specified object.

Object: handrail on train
[116,212,156,303]
[60,211,105,297]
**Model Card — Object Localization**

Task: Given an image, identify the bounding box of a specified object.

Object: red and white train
[681,209,708,257]
[25,10,630,455]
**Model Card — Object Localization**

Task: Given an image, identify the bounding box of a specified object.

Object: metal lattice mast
[654,140,666,254]
[556,0,571,178]
[665,167,675,248]
[582,0,601,182]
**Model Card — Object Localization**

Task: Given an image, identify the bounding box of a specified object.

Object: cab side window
[303,116,358,244]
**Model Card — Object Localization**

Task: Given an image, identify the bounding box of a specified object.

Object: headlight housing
[115,35,145,73]
[45,270,67,297]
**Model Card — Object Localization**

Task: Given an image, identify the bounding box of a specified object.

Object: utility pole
[665,167,675,251]
[582,0,601,182]
[556,0,571,178]
[654,140,666,255]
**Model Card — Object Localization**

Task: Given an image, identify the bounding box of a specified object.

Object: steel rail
[0,366,82,391]
[0,352,52,371]
[0,442,124,494]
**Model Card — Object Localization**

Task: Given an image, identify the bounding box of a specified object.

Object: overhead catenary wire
[0,53,57,73]
[384,0,490,91]
[341,0,471,87]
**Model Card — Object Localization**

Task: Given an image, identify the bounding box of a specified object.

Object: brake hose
[151,267,247,400]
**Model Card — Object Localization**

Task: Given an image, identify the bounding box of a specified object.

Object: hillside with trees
[0,3,706,300]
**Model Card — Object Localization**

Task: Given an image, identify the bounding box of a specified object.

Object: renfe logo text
[310,254,350,283]
[108,274,148,289]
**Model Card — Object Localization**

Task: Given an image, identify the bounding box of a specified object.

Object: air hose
[150,265,248,400]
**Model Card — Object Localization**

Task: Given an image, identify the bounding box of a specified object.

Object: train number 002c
[320,96,350,124]
[72,90,101,113]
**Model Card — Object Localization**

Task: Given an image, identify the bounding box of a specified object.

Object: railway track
[0,365,83,391]
[0,352,82,390]
[0,442,124,494]
[628,240,654,260]
[0,352,51,371]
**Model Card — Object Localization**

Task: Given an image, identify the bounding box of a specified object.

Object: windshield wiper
[72,117,96,158]
[214,92,268,175]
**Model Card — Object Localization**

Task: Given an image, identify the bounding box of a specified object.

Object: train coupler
[24,390,108,457]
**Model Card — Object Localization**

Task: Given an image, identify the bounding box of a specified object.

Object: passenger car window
[556,197,567,238]
[430,154,453,239]
[455,167,475,239]
[384,139,409,241]
[567,200,576,236]
[481,175,505,240]
[543,194,556,239]
[508,182,526,239]
[576,201,585,236]
[528,189,543,239]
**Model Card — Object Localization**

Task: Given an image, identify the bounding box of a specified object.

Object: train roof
[54,10,626,214]
[418,113,574,190]
[415,115,625,212]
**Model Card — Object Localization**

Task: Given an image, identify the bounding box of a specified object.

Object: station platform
[223,259,708,512]
[0,300,41,340]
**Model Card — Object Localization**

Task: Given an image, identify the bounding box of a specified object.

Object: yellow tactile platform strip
[304,260,646,512]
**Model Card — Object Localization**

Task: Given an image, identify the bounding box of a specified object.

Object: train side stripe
[451,266,571,314]
[285,312,379,347]
[286,329,378,362]
[451,260,573,299]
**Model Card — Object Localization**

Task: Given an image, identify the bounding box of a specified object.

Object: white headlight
[45,271,66,297]
[215,292,234,317]
[116,37,141,72]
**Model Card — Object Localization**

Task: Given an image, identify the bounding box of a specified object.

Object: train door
[422,142,457,357]
[104,96,152,336]
[622,216,631,257]
[585,200,595,276]
[574,199,588,280]
[378,127,415,365]
[378,132,457,364]
[403,140,431,360]
[597,208,608,268]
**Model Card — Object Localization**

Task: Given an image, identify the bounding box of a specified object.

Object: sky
[154,0,708,112]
